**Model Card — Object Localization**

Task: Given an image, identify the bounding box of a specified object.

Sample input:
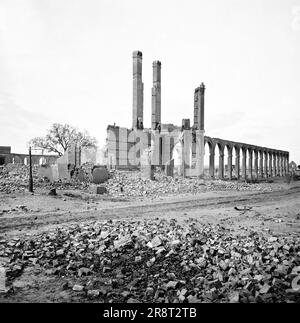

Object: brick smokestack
[151,60,161,130]
[132,51,144,129]
[193,82,205,131]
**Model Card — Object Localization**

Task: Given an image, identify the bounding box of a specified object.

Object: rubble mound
[0,164,89,193]
[0,165,278,197]
[1,218,299,303]
[103,170,276,198]
[0,164,34,193]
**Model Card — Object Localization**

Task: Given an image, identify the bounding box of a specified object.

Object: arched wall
[9,154,59,165]
[204,136,289,180]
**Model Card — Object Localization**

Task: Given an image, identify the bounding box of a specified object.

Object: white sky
[0,0,299,162]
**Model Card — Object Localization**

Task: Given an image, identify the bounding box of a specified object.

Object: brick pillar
[276,154,280,176]
[209,152,215,178]
[242,149,247,179]
[248,151,253,180]
[264,152,268,178]
[193,88,199,129]
[132,51,144,129]
[228,153,232,180]
[279,155,282,176]
[269,153,273,177]
[199,83,205,131]
[284,155,287,175]
[193,83,205,130]
[195,130,205,177]
[182,130,192,177]
[254,151,258,179]
[151,61,161,130]
[259,151,264,178]
[273,154,276,177]
[235,153,240,179]
[219,153,224,180]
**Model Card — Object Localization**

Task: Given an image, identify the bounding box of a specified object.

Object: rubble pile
[0,164,89,193]
[0,164,37,193]
[103,170,275,198]
[0,165,277,197]
[1,218,299,303]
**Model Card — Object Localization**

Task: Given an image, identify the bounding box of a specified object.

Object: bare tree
[29,123,97,156]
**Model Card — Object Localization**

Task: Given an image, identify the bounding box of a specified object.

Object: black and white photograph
[0,0,300,312]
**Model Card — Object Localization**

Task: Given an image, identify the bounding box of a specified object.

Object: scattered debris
[95,186,107,195]
[0,218,299,303]
[0,165,281,198]
[234,206,253,212]
[48,188,57,196]
[0,266,8,293]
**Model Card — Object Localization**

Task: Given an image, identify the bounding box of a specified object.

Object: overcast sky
[0,0,299,162]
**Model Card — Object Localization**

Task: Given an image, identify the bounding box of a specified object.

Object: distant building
[0,146,11,165]
[0,146,58,166]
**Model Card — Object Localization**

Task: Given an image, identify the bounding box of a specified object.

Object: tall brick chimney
[193,82,205,131]
[132,51,144,129]
[151,60,161,130]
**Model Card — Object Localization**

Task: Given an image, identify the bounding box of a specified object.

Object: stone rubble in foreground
[1,218,300,303]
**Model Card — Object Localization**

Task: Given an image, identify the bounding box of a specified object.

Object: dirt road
[1,180,300,238]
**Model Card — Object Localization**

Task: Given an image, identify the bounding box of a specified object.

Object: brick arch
[277,152,282,176]
[262,150,269,177]
[246,147,254,179]
[239,145,248,179]
[232,145,242,179]
[223,143,233,179]
[275,151,281,176]
[204,136,216,178]
[213,139,225,179]
[247,146,256,179]
[252,148,259,179]
[224,142,233,155]
[271,151,277,176]
[204,136,215,155]
[257,149,265,178]
[201,137,288,180]
[234,145,241,154]
[214,139,225,154]
[266,150,272,177]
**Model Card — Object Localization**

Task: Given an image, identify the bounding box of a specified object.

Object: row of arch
[10,154,58,166]
[204,136,289,180]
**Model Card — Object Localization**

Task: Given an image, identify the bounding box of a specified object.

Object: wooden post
[29,146,33,192]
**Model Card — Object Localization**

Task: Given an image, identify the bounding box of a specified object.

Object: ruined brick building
[106,50,289,180]
[0,146,58,166]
